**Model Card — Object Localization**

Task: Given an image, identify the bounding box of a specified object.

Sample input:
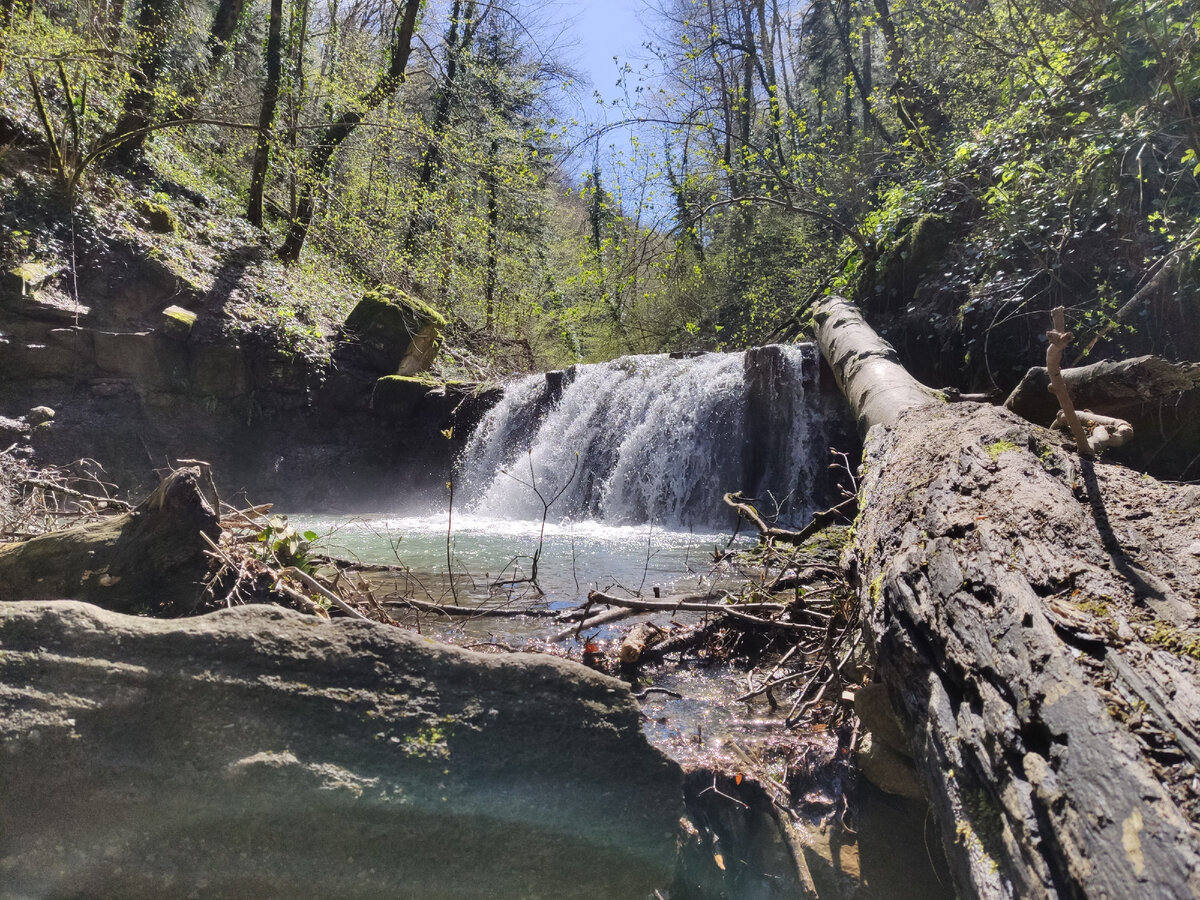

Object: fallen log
[586,589,787,615]
[619,622,665,664]
[0,467,221,614]
[1004,354,1200,480]
[813,295,1200,898]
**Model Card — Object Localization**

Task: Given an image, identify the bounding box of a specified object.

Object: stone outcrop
[0,601,684,899]
[336,288,447,377]
[0,254,496,509]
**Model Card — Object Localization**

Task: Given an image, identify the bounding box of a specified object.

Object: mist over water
[456,345,827,529]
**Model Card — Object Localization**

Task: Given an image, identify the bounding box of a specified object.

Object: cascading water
[457,344,831,529]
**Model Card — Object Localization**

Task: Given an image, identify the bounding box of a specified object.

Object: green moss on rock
[133,198,180,235]
[340,288,446,375]
[161,305,197,339]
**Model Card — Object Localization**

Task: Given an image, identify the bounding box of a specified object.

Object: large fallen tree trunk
[1005,354,1200,481]
[0,467,220,614]
[813,296,1200,898]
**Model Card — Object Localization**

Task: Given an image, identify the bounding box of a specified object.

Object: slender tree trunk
[172,0,246,116]
[483,137,499,330]
[402,0,478,253]
[247,0,283,227]
[108,0,173,163]
[871,0,944,151]
[278,0,423,263]
[285,0,310,220]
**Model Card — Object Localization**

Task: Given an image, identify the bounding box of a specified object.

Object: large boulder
[336,288,446,376]
[0,601,683,899]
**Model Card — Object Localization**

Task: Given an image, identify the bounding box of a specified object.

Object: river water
[293,347,951,896]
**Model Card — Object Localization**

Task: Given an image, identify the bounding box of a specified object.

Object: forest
[1,0,1195,384]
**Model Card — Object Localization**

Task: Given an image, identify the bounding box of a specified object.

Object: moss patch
[985,440,1020,460]
[132,197,180,235]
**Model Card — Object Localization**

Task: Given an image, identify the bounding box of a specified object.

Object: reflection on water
[294,512,953,899]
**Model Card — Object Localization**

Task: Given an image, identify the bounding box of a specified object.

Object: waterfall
[456,345,831,529]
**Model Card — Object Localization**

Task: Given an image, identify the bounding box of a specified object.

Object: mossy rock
[160,305,197,339]
[3,261,58,298]
[339,288,446,375]
[132,198,180,235]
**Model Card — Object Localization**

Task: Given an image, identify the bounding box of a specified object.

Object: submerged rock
[0,601,683,899]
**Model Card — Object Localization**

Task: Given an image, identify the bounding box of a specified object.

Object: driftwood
[586,589,786,615]
[722,492,855,544]
[619,622,665,664]
[813,295,1200,898]
[1005,354,1200,479]
[0,467,220,614]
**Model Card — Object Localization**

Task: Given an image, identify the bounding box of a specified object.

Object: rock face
[0,252,498,509]
[0,601,684,899]
[337,289,447,377]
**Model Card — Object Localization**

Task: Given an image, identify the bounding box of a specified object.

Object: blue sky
[569,0,647,104]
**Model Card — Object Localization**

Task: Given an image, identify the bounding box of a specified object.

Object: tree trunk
[108,0,173,164]
[247,0,284,227]
[1005,355,1200,481]
[278,0,423,263]
[0,467,220,615]
[814,296,1200,897]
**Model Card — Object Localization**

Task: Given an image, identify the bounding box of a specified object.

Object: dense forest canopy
[1,0,1197,382]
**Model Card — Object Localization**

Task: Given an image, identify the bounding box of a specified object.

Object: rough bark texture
[852,402,1200,898]
[816,297,1200,897]
[0,601,683,898]
[1005,355,1200,480]
[0,466,219,612]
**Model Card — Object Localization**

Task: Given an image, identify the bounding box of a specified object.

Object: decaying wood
[619,622,665,664]
[723,492,855,544]
[550,606,634,642]
[1052,409,1133,452]
[586,589,787,615]
[639,620,723,663]
[1004,353,1200,479]
[1045,306,1093,458]
[385,596,560,618]
[0,467,221,614]
[814,294,1200,897]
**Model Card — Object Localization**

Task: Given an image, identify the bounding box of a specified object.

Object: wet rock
[854,683,924,801]
[0,601,683,899]
[25,406,53,425]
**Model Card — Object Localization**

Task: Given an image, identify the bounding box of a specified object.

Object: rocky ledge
[0,601,683,899]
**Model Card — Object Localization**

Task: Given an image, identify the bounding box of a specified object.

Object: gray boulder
[0,601,683,899]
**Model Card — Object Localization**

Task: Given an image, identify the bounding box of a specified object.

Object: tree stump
[0,467,221,614]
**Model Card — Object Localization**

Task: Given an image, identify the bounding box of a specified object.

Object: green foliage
[3,0,1198,379]
[255,515,319,572]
